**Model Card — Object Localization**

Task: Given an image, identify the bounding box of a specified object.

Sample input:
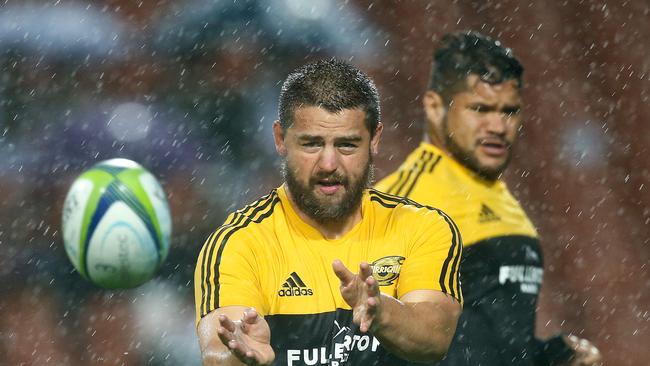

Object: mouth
[478,138,510,157]
[314,179,344,195]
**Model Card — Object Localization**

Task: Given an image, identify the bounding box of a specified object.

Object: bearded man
[376,31,601,366]
[194,59,463,366]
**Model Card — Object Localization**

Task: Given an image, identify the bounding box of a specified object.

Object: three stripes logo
[479,203,500,223]
[278,272,314,297]
[386,151,441,198]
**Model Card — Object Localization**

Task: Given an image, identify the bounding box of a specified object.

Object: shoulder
[224,190,281,228]
[375,146,450,200]
[231,189,281,221]
[367,188,453,222]
[206,190,282,247]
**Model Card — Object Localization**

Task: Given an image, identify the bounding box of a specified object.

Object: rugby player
[195,59,463,365]
[376,31,601,366]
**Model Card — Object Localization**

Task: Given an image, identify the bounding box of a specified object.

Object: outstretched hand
[562,335,602,366]
[332,259,383,333]
[216,308,275,365]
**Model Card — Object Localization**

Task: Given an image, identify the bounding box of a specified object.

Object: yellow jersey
[376,142,546,365]
[376,142,537,246]
[195,185,462,365]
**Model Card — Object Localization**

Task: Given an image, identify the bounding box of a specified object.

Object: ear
[370,122,383,156]
[423,90,446,132]
[273,121,287,156]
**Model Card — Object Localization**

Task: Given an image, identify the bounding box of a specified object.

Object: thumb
[332,259,355,285]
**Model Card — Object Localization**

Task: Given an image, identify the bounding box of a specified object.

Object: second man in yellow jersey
[376,31,601,366]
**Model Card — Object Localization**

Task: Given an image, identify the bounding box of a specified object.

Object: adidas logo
[479,203,500,223]
[278,272,314,297]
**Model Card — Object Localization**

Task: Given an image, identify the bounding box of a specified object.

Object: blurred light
[132,281,200,364]
[0,4,131,60]
[284,0,331,20]
[557,122,608,169]
[106,103,152,142]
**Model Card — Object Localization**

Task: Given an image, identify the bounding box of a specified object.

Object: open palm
[217,308,275,365]
[332,260,383,333]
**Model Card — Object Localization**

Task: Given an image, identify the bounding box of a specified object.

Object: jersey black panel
[266,309,409,366]
[437,235,544,366]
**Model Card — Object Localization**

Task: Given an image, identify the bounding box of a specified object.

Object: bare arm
[373,290,461,362]
[197,306,275,366]
[333,260,461,363]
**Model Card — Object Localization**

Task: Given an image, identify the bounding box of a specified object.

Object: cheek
[507,119,522,139]
[448,116,479,147]
[286,154,307,173]
[342,153,369,176]
[286,153,312,177]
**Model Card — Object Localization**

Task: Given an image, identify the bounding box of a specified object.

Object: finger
[580,348,602,365]
[359,262,373,281]
[359,310,374,333]
[219,314,237,333]
[216,325,236,347]
[240,309,261,334]
[227,339,255,363]
[360,321,370,333]
[367,295,378,309]
[226,337,266,366]
[365,276,380,297]
[243,308,260,324]
[332,259,355,285]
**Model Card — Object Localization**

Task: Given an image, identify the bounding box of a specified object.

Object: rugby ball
[62,158,171,289]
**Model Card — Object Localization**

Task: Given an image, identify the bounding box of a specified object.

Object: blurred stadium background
[0,0,647,364]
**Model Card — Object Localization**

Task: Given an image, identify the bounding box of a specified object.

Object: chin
[474,163,506,180]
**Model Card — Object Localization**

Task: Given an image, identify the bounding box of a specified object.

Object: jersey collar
[278,184,368,242]
[418,142,505,189]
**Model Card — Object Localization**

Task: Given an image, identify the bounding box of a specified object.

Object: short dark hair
[429,31,524,101]
[278,59,380,136]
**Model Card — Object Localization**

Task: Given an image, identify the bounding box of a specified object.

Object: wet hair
[278,59,381,136]
[429,31,524,102]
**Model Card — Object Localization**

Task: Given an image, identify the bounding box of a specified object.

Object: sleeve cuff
[538,334,575,365]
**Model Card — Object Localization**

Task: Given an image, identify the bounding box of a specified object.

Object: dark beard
[283,158,373,224]
[444,128,511,181]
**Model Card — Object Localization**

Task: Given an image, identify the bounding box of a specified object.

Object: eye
[301,141,321,148]
[470,104,490,113]
[338,142,357,148]
[502,107,521,117]
[337,142,358,152]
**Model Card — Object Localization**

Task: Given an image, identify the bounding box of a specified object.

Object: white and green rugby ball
[62,159,171,289]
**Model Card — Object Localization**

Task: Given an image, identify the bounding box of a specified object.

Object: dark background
[0,1,647,364]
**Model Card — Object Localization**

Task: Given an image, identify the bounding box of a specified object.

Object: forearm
[372,293,461,362]
[201,346,246,366]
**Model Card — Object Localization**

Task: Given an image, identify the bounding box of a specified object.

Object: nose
[317,145,339,173]
[485,112,507,136]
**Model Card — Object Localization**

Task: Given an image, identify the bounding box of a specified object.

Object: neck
[423,134,501,184]
[284,184,363,240]
[424,130,448,155]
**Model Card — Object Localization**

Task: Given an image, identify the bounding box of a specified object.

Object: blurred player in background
[376,31,602,366]
[194,59,463,365]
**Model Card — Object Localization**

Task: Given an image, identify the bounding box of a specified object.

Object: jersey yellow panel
[376,142,545,366]
[194,185,462,365]
[195,185,462,321]
[376,142,537,246]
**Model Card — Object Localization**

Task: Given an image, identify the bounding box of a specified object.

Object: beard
[283,156,374,224]
[444,124,512,181]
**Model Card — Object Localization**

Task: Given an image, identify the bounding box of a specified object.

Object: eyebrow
[335,135,363,142]
[466,102,521,111]
[296,134,363,142]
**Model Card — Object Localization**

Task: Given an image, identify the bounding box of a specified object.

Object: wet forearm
[372,294,460,362]
[201,345,247,366]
